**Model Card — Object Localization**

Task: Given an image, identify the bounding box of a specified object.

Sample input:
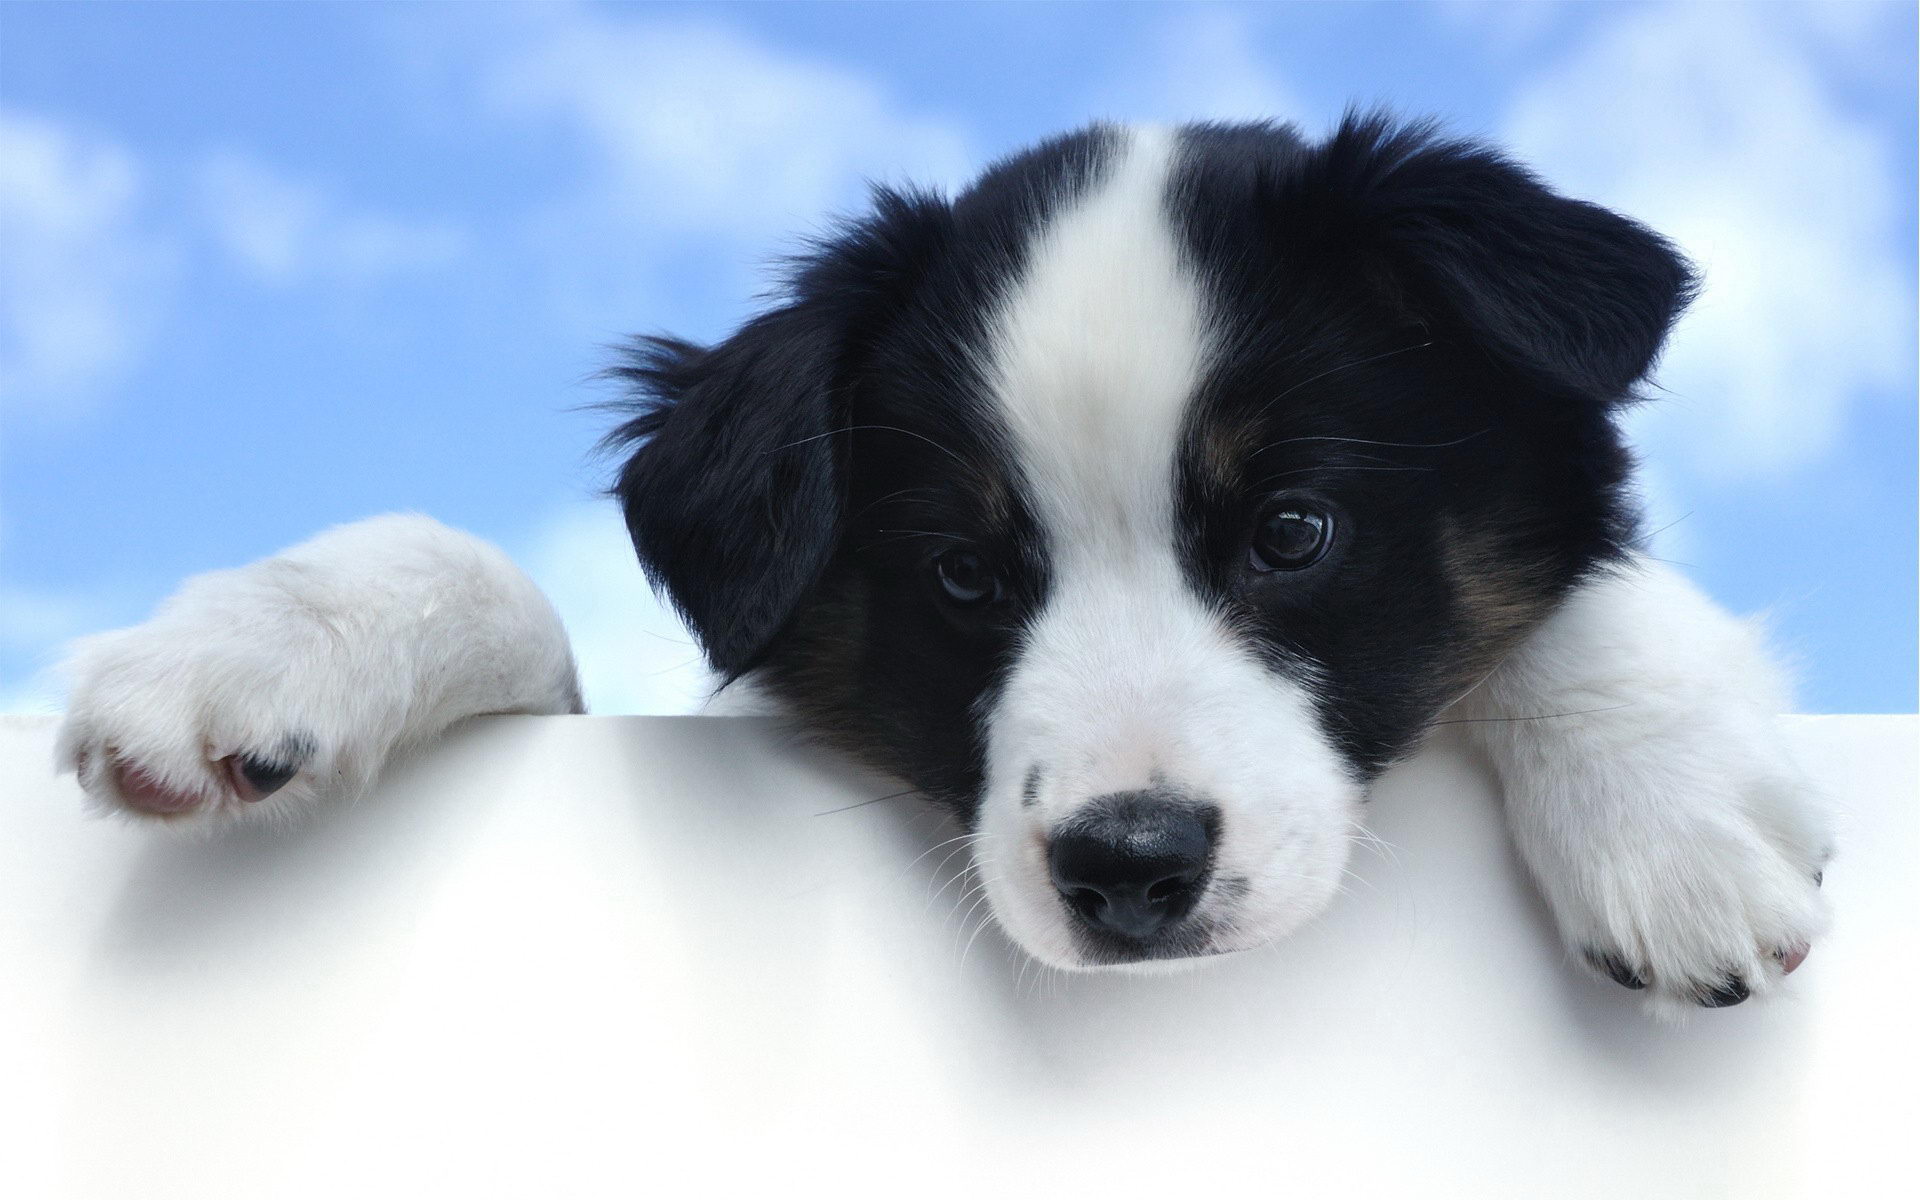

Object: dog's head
[609,116,1693,970]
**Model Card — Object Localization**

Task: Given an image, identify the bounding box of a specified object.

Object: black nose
[1048,794,1217,940]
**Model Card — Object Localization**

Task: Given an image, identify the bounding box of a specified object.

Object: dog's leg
[1450,553,1831,1016]
[57,514,582,825]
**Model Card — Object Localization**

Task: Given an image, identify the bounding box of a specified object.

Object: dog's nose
[1048,794,1216,940]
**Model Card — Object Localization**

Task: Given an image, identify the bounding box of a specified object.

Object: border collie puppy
[58,116,1830,1018]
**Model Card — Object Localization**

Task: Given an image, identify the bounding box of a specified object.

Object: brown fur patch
[1191,414,1261,501]
[1439,516,1559,689]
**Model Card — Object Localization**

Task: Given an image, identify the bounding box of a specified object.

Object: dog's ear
[1310,113,1697,400]
[607,187,949,679]
[609,314,844,679]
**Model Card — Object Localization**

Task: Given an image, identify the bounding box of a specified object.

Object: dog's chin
[1048,944,1254,976]
[991,899,1311,975]
[987,865,1349,976]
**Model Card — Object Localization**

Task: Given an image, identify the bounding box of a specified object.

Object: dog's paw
[56,571,390,825]
[1518,735,1831,1019]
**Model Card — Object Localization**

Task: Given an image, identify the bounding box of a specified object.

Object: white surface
[2,713,1914,1198]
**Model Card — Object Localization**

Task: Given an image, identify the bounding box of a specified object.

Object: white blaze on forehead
[983,123,1234,799]
[986,126,1207,552]
[973,126,1360,968]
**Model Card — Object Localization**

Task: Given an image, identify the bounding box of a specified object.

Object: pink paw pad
[110,762,207,815]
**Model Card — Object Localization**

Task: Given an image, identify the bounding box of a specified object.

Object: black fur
[1169,113,1694,771]
[604,186,954,678]
[609,115,1693,819]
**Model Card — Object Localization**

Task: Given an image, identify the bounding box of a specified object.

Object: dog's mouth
[1061,914,1232,970]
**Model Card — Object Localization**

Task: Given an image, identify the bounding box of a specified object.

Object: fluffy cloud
[0,107,470,421]
[1500,2,1913,482]
[490,11,974,242]
[0,109,177,416]
[517,504,713,716]
[196,151,467,286]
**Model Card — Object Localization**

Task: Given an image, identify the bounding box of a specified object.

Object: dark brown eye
[1248,500,1333,572]
[931,547,1003,607]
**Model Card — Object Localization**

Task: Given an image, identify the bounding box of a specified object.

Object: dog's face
[613,118,1691,970]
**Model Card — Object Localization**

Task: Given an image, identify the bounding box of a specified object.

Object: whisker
[1431,702,1633,726]
[923,844,981,907]
[901,831,978,880]
[764,424,974,473]
[922,834,996,910]
[640,654,707,677]
[948,885,993,941]
[955,885,994,935]
[1347,823,1401,868]
[1631,511,1694,547]
[1251,463,1431,489]
[849,486,946,523]
[635,628,695,647]
[1254,427,1488,455]
[812,787,925,817]
[959,900,1002,972]
[1436,698,1628,725]
[856,532,962,555]
[1335,864,1379,897]
[934,867,984,913]
[1252,342,1435,420]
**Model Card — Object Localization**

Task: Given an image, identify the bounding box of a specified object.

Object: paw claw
[223,744,303,798]
[1585,949,1647,990]
[1775,944,1810,975]
[1696,976,1751,1008]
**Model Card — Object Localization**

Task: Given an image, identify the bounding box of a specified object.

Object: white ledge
[3,714,1913,1197]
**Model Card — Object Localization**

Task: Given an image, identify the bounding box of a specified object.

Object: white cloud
[0,108,469,422]
[518,504,713,715]
[491,10,975,242]
[1500,2,1914,482]
[196,151,467,286]
[1089,6,1311,125]
[0,109,177,416]
[0,110,169,712]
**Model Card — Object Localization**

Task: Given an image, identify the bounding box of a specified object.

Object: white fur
[975,127,1361,969]
[1450,553,1832,1018]
[58,514,581,827]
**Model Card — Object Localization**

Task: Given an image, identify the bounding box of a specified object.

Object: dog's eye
[930,547,1003,608]
[1248,500,1333,572]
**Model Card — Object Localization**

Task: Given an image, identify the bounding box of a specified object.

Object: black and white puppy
[59,116,1830,1018]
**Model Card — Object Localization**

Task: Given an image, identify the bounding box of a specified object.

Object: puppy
[58,115,1830,1018]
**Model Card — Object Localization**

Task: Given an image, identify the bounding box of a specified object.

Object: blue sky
[2,1,1914,714]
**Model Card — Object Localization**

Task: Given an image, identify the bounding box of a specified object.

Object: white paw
[56,563,398,825]
[55,515,581,826]
[1516,722,1831,1018]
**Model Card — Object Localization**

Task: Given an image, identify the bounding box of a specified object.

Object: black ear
[609,313,845,679]
[606,187,948,679]
[1315,113,1697,399]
